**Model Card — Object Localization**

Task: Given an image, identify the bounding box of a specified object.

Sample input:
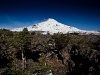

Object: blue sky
[0,0,100,30]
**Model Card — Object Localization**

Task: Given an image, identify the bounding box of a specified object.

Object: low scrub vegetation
[0,28,100,75]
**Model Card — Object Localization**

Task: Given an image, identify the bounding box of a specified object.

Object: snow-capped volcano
[11,18,99,35]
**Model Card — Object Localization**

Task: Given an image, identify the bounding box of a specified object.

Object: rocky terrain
[0,28,100,75]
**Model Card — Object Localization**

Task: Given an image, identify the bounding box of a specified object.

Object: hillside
[11,18,100,35]
[0,28,100,75]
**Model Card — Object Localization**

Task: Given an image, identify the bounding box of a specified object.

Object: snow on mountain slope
[11,18,99,35]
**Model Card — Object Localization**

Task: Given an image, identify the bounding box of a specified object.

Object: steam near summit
[11,18,99,35]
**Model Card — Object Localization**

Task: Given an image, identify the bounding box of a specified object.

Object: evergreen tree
[13,28,31,69]
[52,33,69,50]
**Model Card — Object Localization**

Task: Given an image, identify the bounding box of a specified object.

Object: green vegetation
[52,33,70,50]
[0,28,100,75]
[6,53,53,75]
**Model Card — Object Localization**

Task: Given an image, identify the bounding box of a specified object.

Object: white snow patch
[11,18,100,35]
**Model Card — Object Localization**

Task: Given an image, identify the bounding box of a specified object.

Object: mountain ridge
[11,18,100,35]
